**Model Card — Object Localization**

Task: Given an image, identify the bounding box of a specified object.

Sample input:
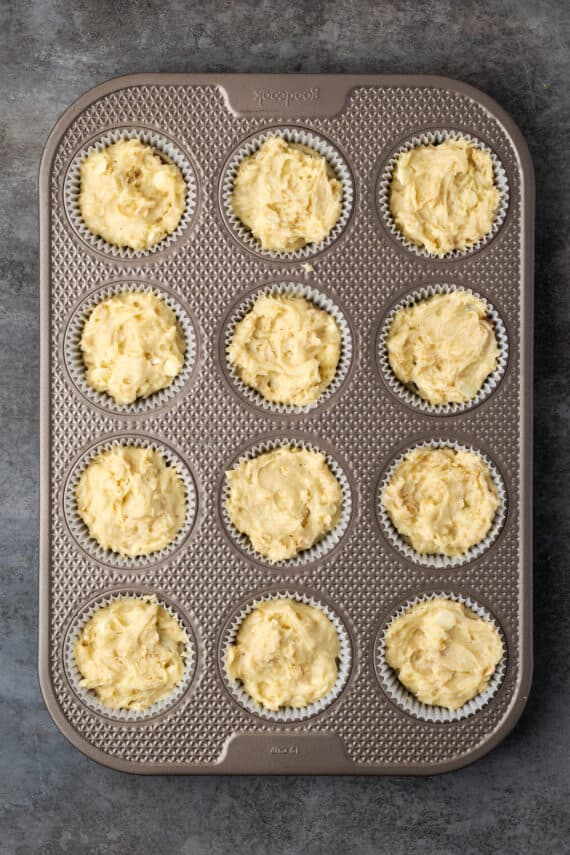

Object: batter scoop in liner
[382,446,500,556]
[231,137,342,252]
[78,138,187,250]
[225,446,343,562]
[74,597,188,711]
[226,598,340,711]
[386,291,499,406]
[76,445,186,557]
[389,138,501,256]
[384,598,503,710]
[80,291,186,405]
[228,293,341,406]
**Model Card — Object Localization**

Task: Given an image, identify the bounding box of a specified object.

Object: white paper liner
[224,282,353,415]
[221,437,353,568]
[64,127,198,259]
[378,130,510,259]
[378,284,508,414]
[64,436,197,570]
[65,591,195,722]
[378,440,507,568]
[221,127,354,260]
[64,282,197,415]
[377,591,507,722]
[221,590,352,722]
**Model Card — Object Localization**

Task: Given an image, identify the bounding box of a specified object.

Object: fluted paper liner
[222,590,352,722]
[376,591,507,722]
[221,127,354,260]
[64,282,197,415]
[64,127,198,258]
[378,440,507,568]
[65,590,195,722]
[221,437,353,568]
[378,129,510,259]
[224,282,353,415]
[64,436,197,570]
[378,284,508,414]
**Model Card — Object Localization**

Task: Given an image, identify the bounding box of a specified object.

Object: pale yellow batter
[229,294,341,406]
[79,139,187,250]
[389,139,501,256]
[76,446,186,557]
[80,292,185,405]
[74,597,188,711]
[385,598,503,710]
[382,447,499,556]
[231,137,342,252]
[226,446,343,562]
[386,291,499,405]
[226,598,340,710]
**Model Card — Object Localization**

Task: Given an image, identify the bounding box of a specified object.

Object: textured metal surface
[39,74,533,774]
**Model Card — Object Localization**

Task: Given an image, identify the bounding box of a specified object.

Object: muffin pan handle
[220,732,350,773]
[219,73,357,118]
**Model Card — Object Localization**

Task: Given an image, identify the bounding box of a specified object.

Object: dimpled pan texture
[39,74,533,775]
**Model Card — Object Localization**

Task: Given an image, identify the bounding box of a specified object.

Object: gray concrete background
[1,1,569,853]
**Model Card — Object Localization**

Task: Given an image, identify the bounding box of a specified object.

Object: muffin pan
[39,74,533,774]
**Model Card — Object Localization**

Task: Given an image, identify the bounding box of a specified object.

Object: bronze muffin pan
[39,73,533,774]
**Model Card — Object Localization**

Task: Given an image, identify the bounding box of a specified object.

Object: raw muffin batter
[80,291,185,405]
[226,598,340,710]
[385,598,503,710]
[225,446,343,562]
[228,293,341,406]
[74,597,188,711]
[231,136,342,252]
[76,445,186,556]
[386,291,499,405]
[382,446,499,556]
[389,138,501,256]
[79,138,186,250]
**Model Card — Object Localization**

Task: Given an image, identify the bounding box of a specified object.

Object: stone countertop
[1,1,568,853]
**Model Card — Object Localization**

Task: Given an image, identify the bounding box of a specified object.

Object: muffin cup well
[376,591,507,722]
[378,129,510,260]
[65,590,195,722]
[64,436,198,570]
[221,437,353,569]
[64,282,198,416]
[220,127,354,260]
[223,282,353,415]
[221,590,352,722]
[378,284,508,414]
[64,127,198,259]
[377,440,507,568]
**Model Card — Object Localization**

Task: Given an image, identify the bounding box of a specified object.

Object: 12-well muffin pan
[39,74,533,774]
